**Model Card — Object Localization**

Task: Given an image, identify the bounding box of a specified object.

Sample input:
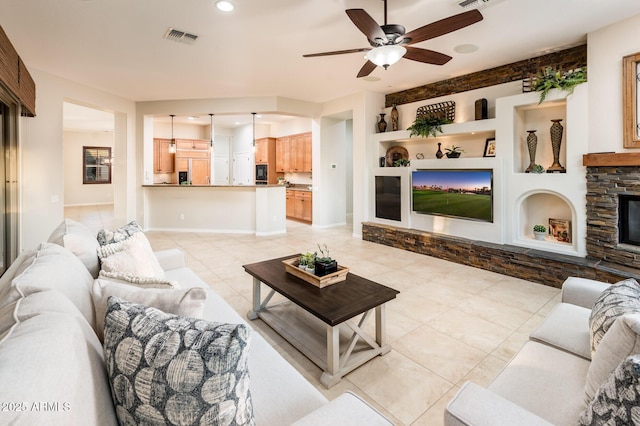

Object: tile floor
[65,204,561,425]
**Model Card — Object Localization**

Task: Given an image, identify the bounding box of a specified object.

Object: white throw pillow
[96,220,142,246]
[47,218,101,278]
[98,232,165,279]
[584,313,640,403]
[91,279,207,341]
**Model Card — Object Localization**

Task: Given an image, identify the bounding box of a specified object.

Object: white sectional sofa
[0,219,392,425]
[445,276,640,426]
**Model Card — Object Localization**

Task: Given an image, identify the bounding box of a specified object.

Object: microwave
[256,164,268,183]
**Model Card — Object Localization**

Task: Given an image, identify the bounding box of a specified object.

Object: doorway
[0,91,19,275]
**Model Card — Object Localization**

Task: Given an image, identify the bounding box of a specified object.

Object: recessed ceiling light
[454,44,479,54]
[188,116,198,120]
[216,1,234,12]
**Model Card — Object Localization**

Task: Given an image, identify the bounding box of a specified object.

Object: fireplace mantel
[583,152,640,167]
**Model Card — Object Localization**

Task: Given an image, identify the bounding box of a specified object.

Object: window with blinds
[83,146,112,184]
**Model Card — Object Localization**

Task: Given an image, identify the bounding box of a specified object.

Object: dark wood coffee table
[243,255,400,388]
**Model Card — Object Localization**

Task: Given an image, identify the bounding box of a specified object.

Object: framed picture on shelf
[549,218,571,243]
[483,138,496,157]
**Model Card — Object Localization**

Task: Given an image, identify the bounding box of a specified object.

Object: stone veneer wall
[362,222,640,289]
[586,166,640,268]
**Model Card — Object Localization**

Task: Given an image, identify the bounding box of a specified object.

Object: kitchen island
[143,184,286,235]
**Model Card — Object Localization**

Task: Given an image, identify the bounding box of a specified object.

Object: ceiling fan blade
[303,47,370,58]
[357,61,377,78]
[404,46,452,65]
[346,9,387,43]
[404,9,483,45]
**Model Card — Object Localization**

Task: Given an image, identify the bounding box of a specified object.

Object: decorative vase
[547,119,566,173]
[377,113,387,133]
[390,105,399,131]
[525,130,537,173]
[436,142,444,159]
[446,151,461,158]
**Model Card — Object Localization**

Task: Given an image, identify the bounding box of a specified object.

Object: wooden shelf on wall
[583,152,640,167]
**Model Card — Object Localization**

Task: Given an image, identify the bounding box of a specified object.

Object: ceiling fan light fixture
[365,45,407,69]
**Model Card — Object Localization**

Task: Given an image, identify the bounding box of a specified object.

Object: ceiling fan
[303,0,483,78]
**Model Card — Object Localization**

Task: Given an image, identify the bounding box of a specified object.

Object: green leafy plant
[533,224,547,233]
[531,164,545,174]
[445,145,465,154]
[393,158,410,167]
[533,67,587,104]
[316,244,333,263]
[407,115,452,138]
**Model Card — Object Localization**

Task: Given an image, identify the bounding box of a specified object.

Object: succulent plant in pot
[533,224,547,241]
[314,244,337,277]
[445,145,465,158]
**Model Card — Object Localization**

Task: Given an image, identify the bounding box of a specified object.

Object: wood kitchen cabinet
[175,139,211,185]
[276,132,312,173]
[153,138,175,173]
[286,189,312,223]
[255,137,275,163]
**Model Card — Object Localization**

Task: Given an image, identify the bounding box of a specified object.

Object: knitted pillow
[97,220,142,246]
[589,278,640,356]
[579,354,640,425]
[103,297,254,426]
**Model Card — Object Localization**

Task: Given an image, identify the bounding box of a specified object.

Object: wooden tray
[282,257,349,288]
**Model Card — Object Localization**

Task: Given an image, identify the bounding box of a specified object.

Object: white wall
[21,69,135,251]
[588,13,640,153]
[63,130,114,206]
[271,117,312,137]
[153,121,208,139]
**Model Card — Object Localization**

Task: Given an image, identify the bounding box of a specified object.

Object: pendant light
[251,112,256,153]
[169,115,177,153]
[209,113,215,153]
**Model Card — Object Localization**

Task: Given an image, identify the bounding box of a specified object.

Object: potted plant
[393,158,410,167]
[445,145,465,158]
[531,164,545,174]
[314,244,337,277]
[533,67,587,104]
[533,224,547,241]
[407,115,452,138]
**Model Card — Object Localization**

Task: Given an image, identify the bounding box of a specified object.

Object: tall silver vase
[547,119,566,173]
[525,130,537,173]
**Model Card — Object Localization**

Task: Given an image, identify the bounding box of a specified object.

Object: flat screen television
[412,169,493,222]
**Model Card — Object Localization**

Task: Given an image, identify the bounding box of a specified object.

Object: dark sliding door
[0,92,19,275]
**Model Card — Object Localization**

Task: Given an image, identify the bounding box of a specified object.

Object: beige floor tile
[457,294,533,330]
[491,331,529,362]
[347,350,454,425]
[411,387,460,426]
[427,309,512,353]
[480,277,560,313]
[387,292,451,324]
[394,325,488,384]
[457,354,507,388]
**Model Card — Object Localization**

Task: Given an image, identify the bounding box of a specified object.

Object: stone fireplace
[584,153,640,269]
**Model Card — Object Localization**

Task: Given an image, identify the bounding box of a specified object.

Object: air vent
[163,28,199,44]
[457,0,504,9]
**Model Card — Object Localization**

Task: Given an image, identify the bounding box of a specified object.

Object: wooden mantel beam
[583,152,640,167]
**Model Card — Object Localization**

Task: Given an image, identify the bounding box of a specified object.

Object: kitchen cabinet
[175,139,210,185]
[153,138,175,173]
[276,132,312,173]
[286,190,312,223]
[254,137,282,184]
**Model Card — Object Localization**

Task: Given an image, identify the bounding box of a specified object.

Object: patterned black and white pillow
[103,297,254,426]
[97,220,143,246]
[579,354,640,425]
[589,279,640,356]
